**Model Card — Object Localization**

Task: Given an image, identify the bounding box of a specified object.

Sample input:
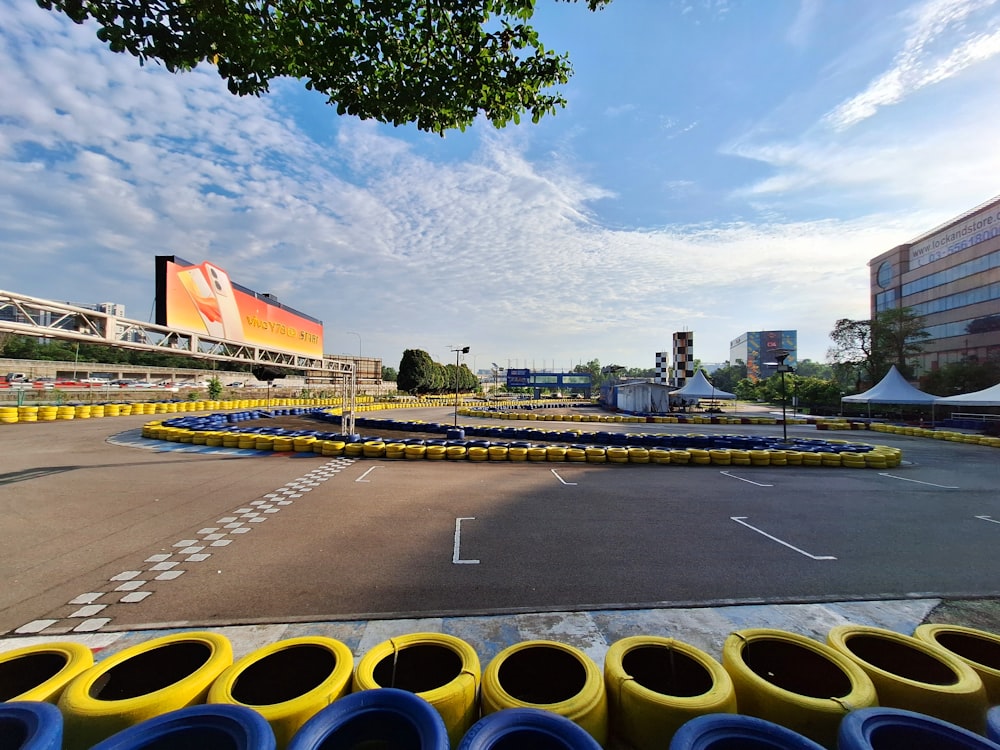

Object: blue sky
[3,0,1000,373]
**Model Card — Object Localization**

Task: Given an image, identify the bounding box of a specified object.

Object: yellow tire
[585,447,606,464]
[208,636,354,747]
[722,628,877,748]
[255,436,275,451]
[322,440,346,457]
[547,446,568,462]
[385,443,407,459]
[567,447,587,462]
[527,447,548,462]
[649,448,671,465]
[669,450,691,465]
[607,447,629,464]
[828,624,988,732]
[446,445,468,460]
[605,636,736,750]
[709,449,731,466]
[344,442,365,458]
[404,444,427,460]
[628,447,650,464]
[488,446,509,461]
[481,640,607,746]
[0,641,94,703]
[468,446,489,462]
[363,441,386,458]
[352,632,480,748]
[426,445,447,460]
[914,623,1000,704]
[59,631,233,750]
[508,447,528,462]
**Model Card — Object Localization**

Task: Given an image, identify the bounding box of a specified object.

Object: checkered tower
[655,352,670,384]
[671,331,694,388]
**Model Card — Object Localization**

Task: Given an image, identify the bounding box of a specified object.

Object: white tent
[669,369,736,400]
[934,381,1000,406]
[841,365,936,407]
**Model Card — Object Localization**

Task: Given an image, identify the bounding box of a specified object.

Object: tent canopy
[669,369,736,400]
[841,365,936,405]
[934,380,1000,406]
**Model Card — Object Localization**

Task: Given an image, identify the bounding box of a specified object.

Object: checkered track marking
[14,458,356,635]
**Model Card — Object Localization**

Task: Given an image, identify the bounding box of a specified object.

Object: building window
[876,261,894,289]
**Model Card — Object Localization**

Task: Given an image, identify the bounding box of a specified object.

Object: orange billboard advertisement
[155,257,323,358]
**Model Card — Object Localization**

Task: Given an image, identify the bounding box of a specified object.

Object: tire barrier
[146,412,910,469]
[287,688,449,750]
[458,707,603,750]
[480,640,608,746]
[837,707,1000,750]
[352,633,481,748]
[989,705,1000,744]
[721,629,877,748]
[58,631,234,750]
[0,641,94,703]
[914,623,1000,704]
[827,624,988,733]
[88,704,275,750]
[207,636,354,747]
[0,701,63,750]
[604,636,736,750]
[668,713,828,750]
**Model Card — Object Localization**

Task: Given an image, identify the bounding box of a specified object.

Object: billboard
[155,256,324,358]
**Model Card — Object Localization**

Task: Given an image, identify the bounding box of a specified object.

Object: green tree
[794,359,832,379]
[39,0,610,135]
[381,366,397,382]
[706,360,747,393]
[828,308,929,389]
[920,358,1000,396]
[872,307,931,380]
[207,376,223,399]
[397,348,436,394]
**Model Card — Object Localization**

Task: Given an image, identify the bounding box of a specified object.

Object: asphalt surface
[1,406,999,652]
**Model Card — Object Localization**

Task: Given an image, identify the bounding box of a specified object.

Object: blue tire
[459,708,602,749]
[88,705,275,750]
[838,707,1000,750]
[0,702,63,750]
[288,688,449,750]
[989,706,1000,744]
[669,714,827,750]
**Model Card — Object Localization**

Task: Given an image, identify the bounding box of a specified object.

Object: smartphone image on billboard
[199,262,245,341]
[174,262,245,341]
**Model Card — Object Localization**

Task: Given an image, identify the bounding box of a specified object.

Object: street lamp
[492,362,504,400]
[451,346,469,426]
[772,349,794,443]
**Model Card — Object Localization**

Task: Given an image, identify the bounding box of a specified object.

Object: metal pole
[454,348,460,426]
[780,369,788,442]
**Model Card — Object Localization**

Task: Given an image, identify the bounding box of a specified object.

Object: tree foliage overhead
[38,0,610,134]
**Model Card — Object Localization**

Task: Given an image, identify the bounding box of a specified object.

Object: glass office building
[869,195,1000,375]
[729,330,797,382]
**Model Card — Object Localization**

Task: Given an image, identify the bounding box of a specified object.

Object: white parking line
[878,473,959,489]
[452,517,480,565]
[551,469,577,486]
[976,515,1000,525]
[720,471,773,487]
[731,516,837,560]
[355,466,381,483]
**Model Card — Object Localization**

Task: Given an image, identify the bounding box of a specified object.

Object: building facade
[869,195,1000,375]
[729,330,797,382]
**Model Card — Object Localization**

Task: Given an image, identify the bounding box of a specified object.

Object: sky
[3,0,1000,373]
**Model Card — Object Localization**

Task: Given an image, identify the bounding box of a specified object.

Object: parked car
[227,381,245,387]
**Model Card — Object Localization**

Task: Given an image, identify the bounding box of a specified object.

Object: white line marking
[976,515,1000,525]
[355,466,381,483]
[731,516,837,560]
[720,471,773,487]
[878,473,959,489]
[551,469,577,486]
[453,517,480,565]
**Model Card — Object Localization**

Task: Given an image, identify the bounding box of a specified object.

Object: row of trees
[1,334,227,371]
[397,349,478,395]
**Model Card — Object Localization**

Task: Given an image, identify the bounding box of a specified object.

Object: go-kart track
[1,404,999,638]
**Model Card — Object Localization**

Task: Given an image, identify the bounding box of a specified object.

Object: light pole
[492,362,504,400]
[451,346,469,426]
[773,349,793,443]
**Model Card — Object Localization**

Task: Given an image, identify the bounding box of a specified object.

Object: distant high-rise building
[97,302,126,317]
[729,330,797,382]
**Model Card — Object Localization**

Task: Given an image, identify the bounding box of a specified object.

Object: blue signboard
[506,368,530,387]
